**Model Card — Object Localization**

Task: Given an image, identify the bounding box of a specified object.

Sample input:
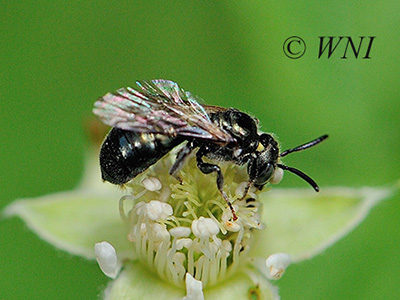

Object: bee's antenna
[277,164,320,192]
[280,134,328,157]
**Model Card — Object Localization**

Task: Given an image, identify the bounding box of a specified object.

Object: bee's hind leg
[196,149,238,221]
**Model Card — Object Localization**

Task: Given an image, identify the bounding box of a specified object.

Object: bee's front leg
[238,156,257,200]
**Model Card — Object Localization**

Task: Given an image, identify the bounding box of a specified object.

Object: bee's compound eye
[254,163,274,186]
[270,168,284,185]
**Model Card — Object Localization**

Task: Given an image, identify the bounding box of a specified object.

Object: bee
[93,79,328,220]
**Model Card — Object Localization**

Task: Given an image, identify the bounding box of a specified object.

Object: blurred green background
[1,1,399,299]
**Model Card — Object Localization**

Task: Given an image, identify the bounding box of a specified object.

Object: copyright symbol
[283,36,306,59]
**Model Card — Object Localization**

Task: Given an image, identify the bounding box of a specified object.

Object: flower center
[121,151,263,288]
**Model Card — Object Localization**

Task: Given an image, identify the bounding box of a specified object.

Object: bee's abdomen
[100,128,183,185]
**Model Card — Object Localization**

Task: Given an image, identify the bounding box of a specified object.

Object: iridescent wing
[93,79,234,143]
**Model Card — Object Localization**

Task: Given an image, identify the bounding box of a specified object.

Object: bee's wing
[93,79,234,143]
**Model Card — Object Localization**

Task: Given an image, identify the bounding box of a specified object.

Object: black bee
[93,80,328,220]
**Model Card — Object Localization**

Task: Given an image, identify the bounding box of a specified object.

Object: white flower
[4,146,394,300]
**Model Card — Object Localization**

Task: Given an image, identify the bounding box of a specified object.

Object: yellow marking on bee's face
[256,143,265,152]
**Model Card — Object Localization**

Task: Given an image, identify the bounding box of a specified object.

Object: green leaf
[252,187,392,262]
[4,190,133,260]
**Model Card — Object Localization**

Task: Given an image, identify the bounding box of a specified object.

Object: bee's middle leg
[196,150,238,220]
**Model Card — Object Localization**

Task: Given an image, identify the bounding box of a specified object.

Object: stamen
[266,253,291,279]
[170,226,191,238]
[94,242,120,279]
[176,238,193,250]
[183,273,204,300]
[145,200,173,221]
[142,177,162,191]
[191,217,219,238]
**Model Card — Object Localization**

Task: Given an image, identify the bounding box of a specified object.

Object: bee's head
[252,134,328,191]
[252,133,282,187]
